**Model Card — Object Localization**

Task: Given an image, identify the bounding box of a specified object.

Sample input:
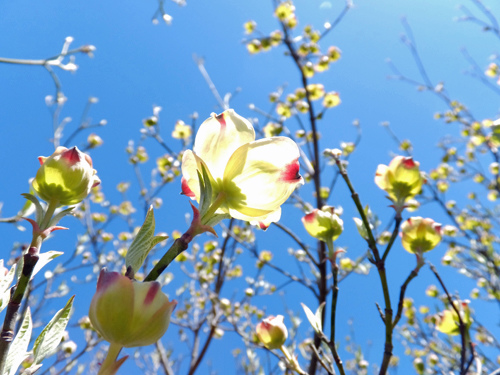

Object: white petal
[223,137,303,217]
[250,208,282,230]
[194,109,255,179]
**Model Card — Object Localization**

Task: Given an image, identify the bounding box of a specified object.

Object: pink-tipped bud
[256,315,288,350]
[89,269,177,347]
[375,156,424,205]
[401,217,442,254]
[32,146,100,205]
[301,206,343,242]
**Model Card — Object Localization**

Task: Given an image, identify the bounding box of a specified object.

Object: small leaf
[17,196,36,220]
[203,213,230,228]
[32,251,64,279]
[0,262,17,294]
[353,217,369,240]
[197,170,207,214]
[301,302,323,334]
[197,164,214,218]
[126,207,168,273]
[5,308,32,375]
[0,288,11,314]
[33,296,74,364]
[48,207,74,227]
[315,302,325,333]
[20,193,43,224]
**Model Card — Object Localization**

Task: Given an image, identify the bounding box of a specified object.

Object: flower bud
[401,217,442,254]
[302,206,343,242]
[256,315,288,349]
[375,156,424,205]
[435,301,472,335]
[33,146,100,205]
[89,269,177,347]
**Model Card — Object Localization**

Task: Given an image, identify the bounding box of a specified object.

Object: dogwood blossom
[181,109,303,229]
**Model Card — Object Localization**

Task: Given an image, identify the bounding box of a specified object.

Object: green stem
[334,158,395,375]
[280,346,307,375]
[144,234,192,281]
[392,264,422,327]
[98,343,123,375]
[381,216,403,262]
[328,246,346,375]
[0,199,60,373]
[0,250,39,374]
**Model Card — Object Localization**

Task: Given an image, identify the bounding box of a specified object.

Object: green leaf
[21,193,43,224]
[5,308,32,375]
[126,206,168,273]
[0,289,11,314]
[315,302,325,333]
[32,251,64,279]
[0,262,16,294]
[203,213,230,228]
[32,296,74,365]
[48,207,74,227]
[197,163,214,219]
[301,302,324,334]
[0,262,17,313]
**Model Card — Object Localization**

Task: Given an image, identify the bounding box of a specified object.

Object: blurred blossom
[401,217,442,254]
[435,300,472,336]
[256,315,288,349]
[302,206,343,242]
[375,156,424,210]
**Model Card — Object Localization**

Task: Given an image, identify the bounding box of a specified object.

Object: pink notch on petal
[303,211,316,223]
[144,282,160,305]
[181,177,196,198]
[215,112,226,128]
[259,222,269,230]
[402,157,416,169]
[281,159,301,182]
[61,147,81,165]
[96,269,121,293]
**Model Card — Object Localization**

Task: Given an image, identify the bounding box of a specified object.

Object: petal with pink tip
[223,137,303,217]
[193,109,255,179]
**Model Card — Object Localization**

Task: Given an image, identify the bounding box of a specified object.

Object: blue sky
[1,0,500,373]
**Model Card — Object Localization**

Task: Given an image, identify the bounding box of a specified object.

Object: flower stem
[144,233,193,281]
[0,198,60,373]
[280,345,307,375]
[98,343,124,375]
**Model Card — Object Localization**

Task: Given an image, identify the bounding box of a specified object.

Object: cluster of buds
[375,156,425,213]
[32,146,100,206]
[274,1,297,28]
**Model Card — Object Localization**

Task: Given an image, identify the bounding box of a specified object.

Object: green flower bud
[33,146,100,205]
[374,156,424,206]
[256,315,288,349]
[89,269,177,347]
[302,206,343,242]
[401,217,442,254]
